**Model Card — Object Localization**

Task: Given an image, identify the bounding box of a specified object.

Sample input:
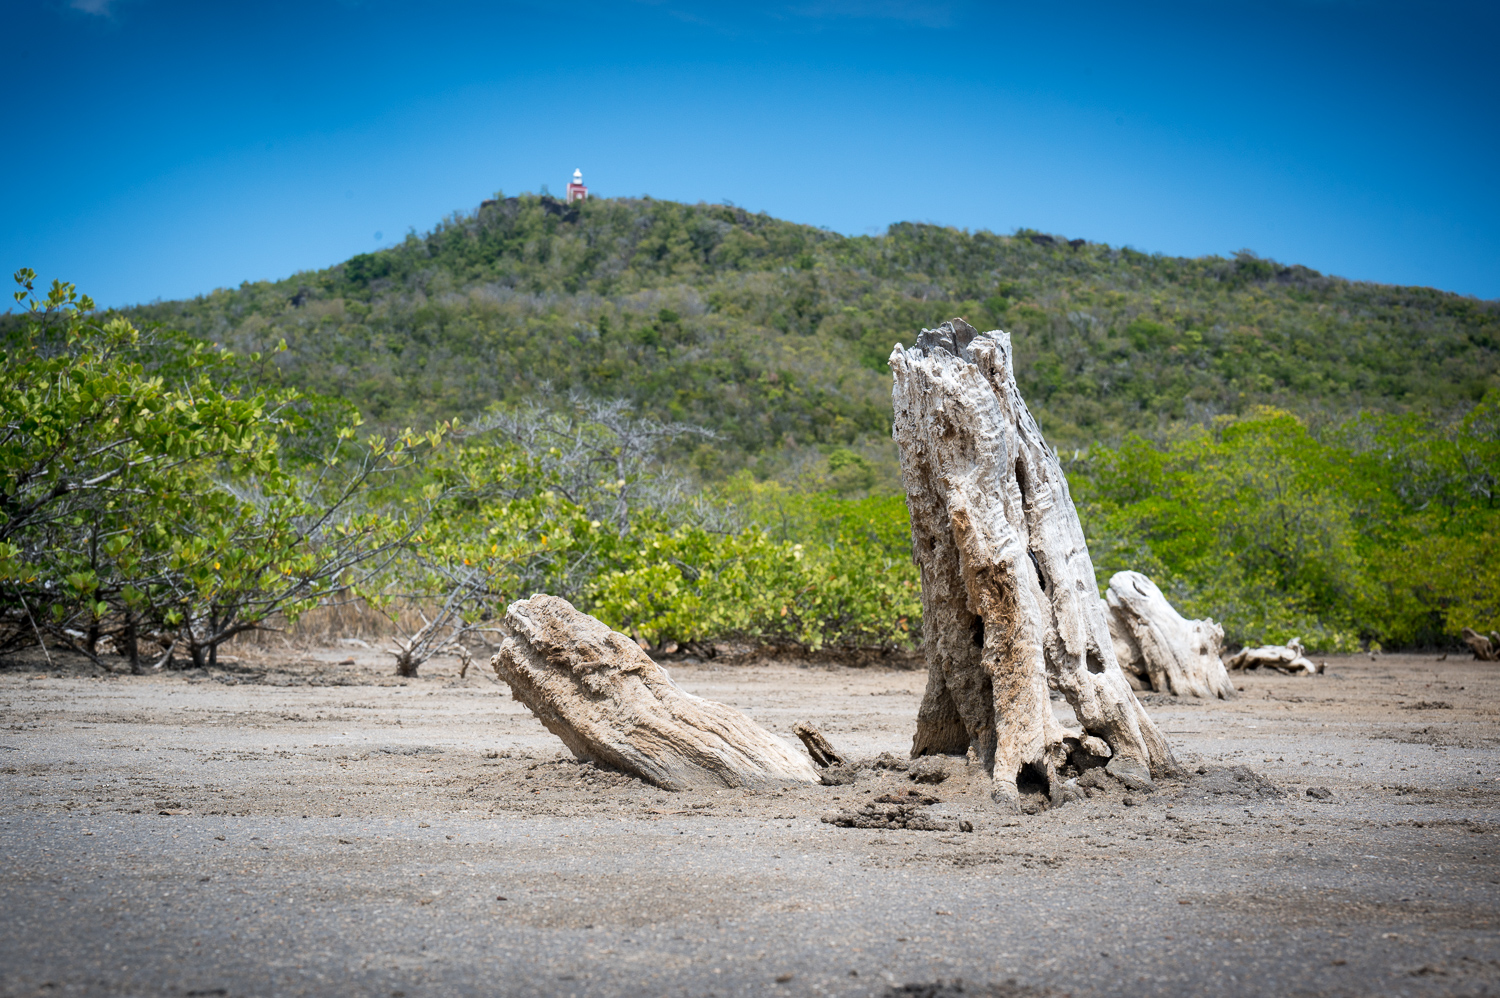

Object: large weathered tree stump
[1104,571,1234,699]
[492,595,820,790]
[890,320,1178,806]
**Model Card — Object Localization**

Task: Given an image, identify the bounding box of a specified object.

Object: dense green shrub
[402,417,921,656]
[1073,398,1500,650]
[418,399,1497,656]
[1074,409,1371,650]
[0,270,430,669]
[588,482,921,650]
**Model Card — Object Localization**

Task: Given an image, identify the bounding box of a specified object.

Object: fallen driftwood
[1224,637,1323,675]
[491,595,820,790]
[1462,628,1500,662]
[1104,571,1234,699]
[792,722,847,767]
[890,319,1178,808]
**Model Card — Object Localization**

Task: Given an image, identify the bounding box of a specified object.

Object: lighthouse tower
[566,169,588,203]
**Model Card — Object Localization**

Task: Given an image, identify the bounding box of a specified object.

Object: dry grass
[229,597,439,651]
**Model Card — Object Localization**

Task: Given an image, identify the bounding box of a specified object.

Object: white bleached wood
[1104,571,1234,699]
[1225,638,1322,676]
[889,320,1179,806]
[491,595,820,790]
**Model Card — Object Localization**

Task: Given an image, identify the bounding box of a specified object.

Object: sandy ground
[1,645,1497,998]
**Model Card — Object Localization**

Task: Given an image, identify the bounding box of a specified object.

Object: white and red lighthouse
[566,168,588,203]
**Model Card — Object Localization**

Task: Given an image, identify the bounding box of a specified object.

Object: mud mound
[372,744,444,756]
[886,979,1051,997]
[819,751,911,785]
[908,756,950,784]
[1189,764,1286,799]
[822,788,973,832]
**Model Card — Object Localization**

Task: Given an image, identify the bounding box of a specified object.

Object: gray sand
[1,649,1496,997]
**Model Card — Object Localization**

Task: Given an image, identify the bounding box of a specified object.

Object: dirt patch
[822,788,973,832]
[1386,725,1498,749]
[2,649,1499,998]
[1187,764,1287,799]
[886,981,1055,998]
[1195,887,1500,932]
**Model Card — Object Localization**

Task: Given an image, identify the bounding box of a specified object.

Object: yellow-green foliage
[1,270,432,663]
[410,439,922,650]
[589,481,921,649]
[350,397,1500,655]
[1344,396,1500,644]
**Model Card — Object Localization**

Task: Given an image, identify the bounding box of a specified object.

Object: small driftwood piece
[492,595,819,790]
[1461,628,1500,662]
[890,319,1178,807]
[1104,571,1234,699]
[1225,637,1322,675]
[792,722,847,767]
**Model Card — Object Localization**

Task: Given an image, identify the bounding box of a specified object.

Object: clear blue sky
[6,0,1498,307]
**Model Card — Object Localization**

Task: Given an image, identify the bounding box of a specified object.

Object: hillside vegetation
[4,199,1496,666]
[130,195,1500,481]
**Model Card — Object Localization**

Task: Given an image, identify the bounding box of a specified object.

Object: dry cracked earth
[1,646,1497,998]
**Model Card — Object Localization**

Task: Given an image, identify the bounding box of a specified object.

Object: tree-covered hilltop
[128,195,1499,480]
[5,248,1495,663]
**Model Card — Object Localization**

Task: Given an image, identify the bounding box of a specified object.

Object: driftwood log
[890,320,1178,807]
[1461,628,1500,662]
[1225,638,1322,675]
[491,595,820,789]
[1104,571,1234,699]
[792,722,847,767]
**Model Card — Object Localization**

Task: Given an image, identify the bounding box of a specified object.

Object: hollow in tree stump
[890,320,1179,806]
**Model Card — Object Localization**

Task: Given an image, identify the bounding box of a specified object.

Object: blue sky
[5,0,1498,307]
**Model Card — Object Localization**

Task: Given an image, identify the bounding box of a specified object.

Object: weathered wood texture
[491,595,820,790]
[1225,638,1322,675]
[1462,628,1500,662]
[889,320,1178,804]
[792,722,847,767]
[1104,571,1234,699]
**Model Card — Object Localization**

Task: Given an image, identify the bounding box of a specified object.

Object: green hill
[129,195,1500,479]
[8,197,1497,656]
